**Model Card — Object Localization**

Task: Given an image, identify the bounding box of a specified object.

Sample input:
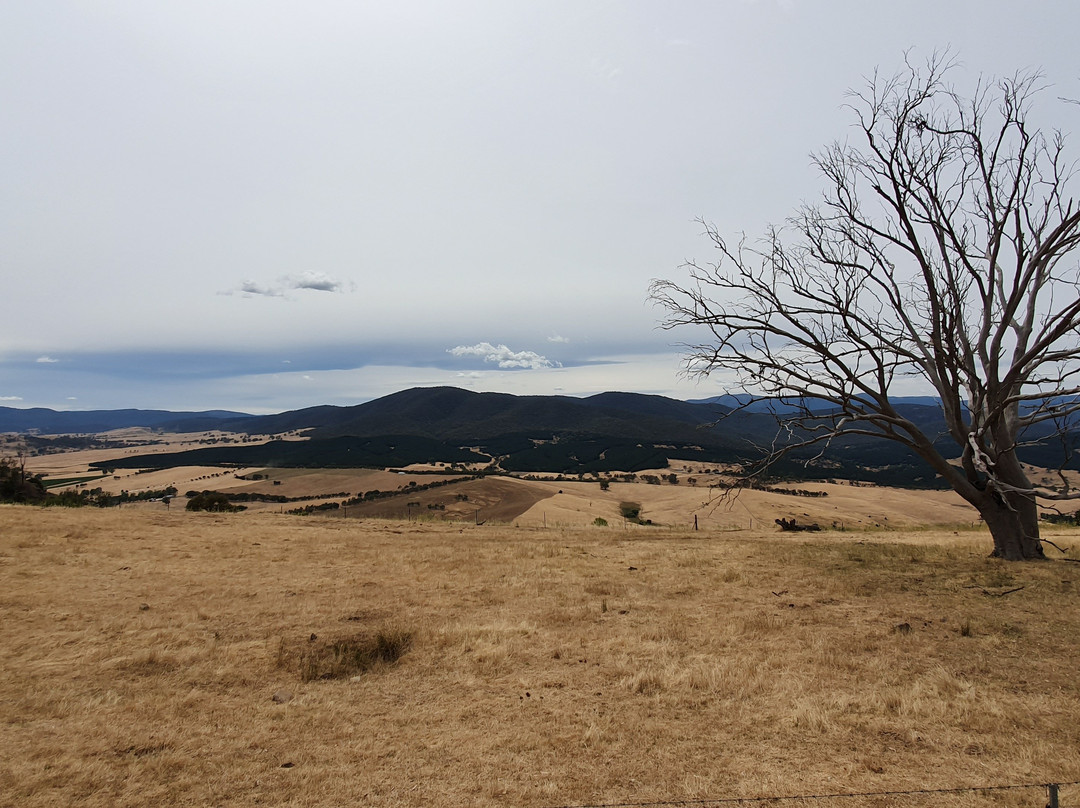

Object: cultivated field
[2,505,1078,807]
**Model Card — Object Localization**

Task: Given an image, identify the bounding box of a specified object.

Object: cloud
[448,342,560,370]
[285,271,346,292]
[225,271,348,297]
[235,280,283,297]
[36,356,59,363]
[0,395,23,401]
[547,334,570,344]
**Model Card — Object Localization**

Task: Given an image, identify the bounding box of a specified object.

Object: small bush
[186,492,245,512]
[593,517,608,527]
[619,501,642,522]
[280,627,413,681]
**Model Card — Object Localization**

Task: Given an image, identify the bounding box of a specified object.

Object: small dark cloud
[234,280,283,297]
[225,272,348,297]
[285,271,346,292]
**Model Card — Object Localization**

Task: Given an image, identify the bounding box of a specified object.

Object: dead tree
[652,53,1080,560]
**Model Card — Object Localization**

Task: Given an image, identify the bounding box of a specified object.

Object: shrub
[186,492,244,512]
[593,517,608,527]
[280,627,413,681]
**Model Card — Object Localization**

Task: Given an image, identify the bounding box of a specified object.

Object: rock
[139,603,150,611]
[272,689,293,704]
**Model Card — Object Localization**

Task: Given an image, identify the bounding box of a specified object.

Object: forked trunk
[976,493,1044,561]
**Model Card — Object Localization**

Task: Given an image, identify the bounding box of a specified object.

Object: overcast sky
[3,1,1079,413]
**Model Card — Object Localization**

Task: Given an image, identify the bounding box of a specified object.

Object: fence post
[1047,783,1059,808]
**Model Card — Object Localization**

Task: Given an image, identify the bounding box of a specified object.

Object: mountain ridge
[6,387,1074,485]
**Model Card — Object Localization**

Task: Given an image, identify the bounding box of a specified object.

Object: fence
[549,781,1080,808]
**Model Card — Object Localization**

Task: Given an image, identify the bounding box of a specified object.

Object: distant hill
[73,387,953,484]
[0,407,250,435]
[86,387,768,475]
[9,387,1075,485]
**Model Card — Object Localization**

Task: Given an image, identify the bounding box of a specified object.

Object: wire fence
[549,781,1080,808]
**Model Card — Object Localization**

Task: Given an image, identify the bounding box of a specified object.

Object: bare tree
[651,55,1080,560]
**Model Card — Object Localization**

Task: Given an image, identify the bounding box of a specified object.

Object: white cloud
[547,334,570,344]
[36,356,59,363]
[448,342,561,370]
[0,395,23,401]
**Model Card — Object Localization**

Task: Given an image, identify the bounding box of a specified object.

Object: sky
[3,1,1080,414]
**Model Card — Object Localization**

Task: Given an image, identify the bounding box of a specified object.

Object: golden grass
[1,505,1078,807]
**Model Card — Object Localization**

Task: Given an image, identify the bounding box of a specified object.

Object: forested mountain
[6,387,1075,485]
[0,407,248,434]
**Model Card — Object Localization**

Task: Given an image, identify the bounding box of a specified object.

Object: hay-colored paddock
[1,505,1078,807]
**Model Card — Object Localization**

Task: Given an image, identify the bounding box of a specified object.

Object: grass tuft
[279,626,413,681]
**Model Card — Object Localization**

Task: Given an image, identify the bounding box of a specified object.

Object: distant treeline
[339,476,478,507]
[90,435,488,471]
[735,481,829,498]
[184,489,351,504]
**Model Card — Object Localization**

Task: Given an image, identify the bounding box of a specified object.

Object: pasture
[2,504,1079,807]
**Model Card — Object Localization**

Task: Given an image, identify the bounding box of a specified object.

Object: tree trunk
[976,493,1045,561]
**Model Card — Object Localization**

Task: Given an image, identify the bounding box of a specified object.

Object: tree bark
[975,492,1045,561]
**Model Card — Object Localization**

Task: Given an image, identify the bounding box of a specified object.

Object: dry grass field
[2,504,1079,807]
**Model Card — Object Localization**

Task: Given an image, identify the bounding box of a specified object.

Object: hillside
[0,406,249,434]
[71,388,960,483]
[7,387,1078,484]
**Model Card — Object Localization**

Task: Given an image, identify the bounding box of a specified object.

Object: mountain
[9,387,1075,485]
[300,387,738,441]
[0,407,250,435]
[83,387,770,475]
[73,387,956,483]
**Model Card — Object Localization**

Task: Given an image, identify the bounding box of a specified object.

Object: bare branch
[652,55,1080,560]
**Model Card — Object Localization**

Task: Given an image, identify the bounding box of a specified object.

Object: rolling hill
[0,406,249,434]
[6,387,1076,485]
